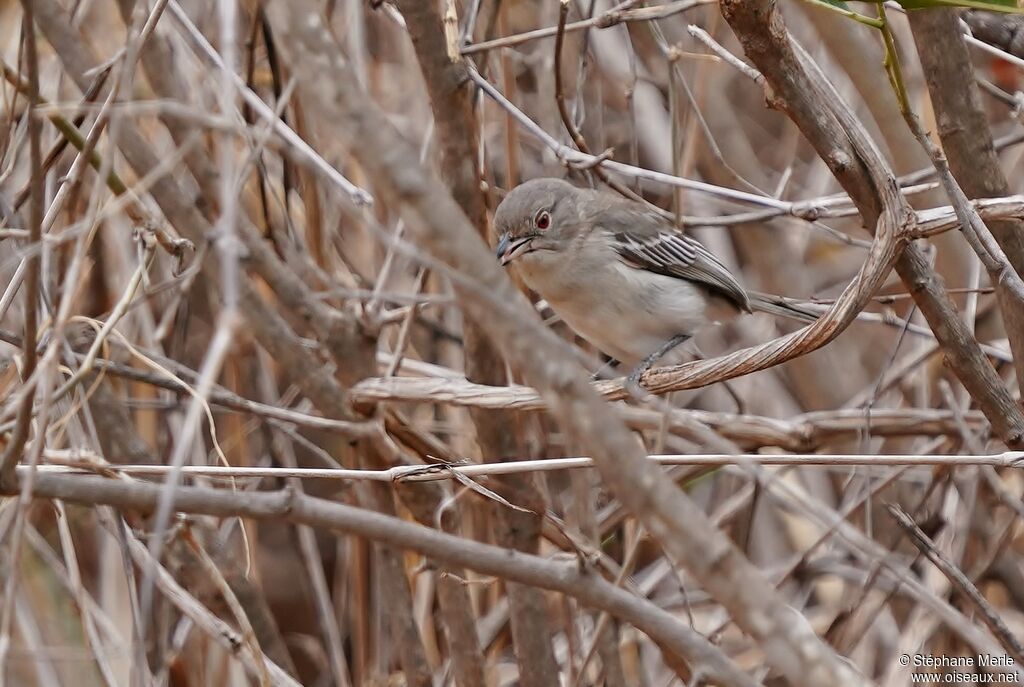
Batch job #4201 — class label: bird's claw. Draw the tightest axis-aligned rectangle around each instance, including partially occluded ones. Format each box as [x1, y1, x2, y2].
[625, 365, 649, 399]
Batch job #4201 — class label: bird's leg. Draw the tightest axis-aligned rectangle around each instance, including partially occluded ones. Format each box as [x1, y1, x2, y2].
[591, 355, 620, 381]
[626, 334, 689, 393]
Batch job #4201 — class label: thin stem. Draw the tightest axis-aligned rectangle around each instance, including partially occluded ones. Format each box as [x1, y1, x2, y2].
[31, 450, 1024, 483]
[876, 2, 910, 114]
[802, 0, 884, 29]
[0, 7, 44, 488]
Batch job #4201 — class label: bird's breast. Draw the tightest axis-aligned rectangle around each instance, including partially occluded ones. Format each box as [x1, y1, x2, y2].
[517, 252, 713, 364]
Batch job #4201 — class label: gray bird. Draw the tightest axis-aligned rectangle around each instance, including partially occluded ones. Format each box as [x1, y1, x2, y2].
[493, 177, 816, 386]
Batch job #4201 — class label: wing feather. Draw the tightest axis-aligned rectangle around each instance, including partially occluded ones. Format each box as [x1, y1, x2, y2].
[611, 229, 751, 312]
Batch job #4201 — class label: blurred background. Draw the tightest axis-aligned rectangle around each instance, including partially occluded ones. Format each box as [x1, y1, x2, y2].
[2, 0, 1024, 685]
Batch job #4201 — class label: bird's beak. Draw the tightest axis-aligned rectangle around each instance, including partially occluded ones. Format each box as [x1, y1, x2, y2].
[496, 232, 534, 266]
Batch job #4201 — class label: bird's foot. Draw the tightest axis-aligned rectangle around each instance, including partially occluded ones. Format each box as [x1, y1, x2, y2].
[625, 364, 650, 398]
[590, 357, 620, 381]
[623, 334, 690, 399]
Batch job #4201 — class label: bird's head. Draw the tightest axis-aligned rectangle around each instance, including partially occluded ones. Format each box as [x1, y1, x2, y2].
[493, 178, 581, 267]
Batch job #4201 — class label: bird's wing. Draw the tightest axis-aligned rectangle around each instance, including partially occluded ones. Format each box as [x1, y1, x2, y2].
[610, 227, 751, 312]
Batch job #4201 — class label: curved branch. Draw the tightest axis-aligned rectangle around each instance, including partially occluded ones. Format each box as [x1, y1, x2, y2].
[263, 2, 867, 684]
[11, 470, 760, 687]
[719, 0, 1024, 447]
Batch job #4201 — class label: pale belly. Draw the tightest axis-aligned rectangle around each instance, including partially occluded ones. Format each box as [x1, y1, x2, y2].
[521, 257, 713, 365]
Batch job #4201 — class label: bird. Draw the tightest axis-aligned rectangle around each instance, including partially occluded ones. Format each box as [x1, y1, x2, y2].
[493, 177, 817, 388]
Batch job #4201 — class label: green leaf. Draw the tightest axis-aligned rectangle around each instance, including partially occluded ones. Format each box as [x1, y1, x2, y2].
[820, 0, 852, 9]
[884, 0, 1024, 12]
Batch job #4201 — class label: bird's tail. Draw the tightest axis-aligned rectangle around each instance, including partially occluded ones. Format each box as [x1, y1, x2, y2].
[747, 293, 950, 351]
[747, 291, 825, 324]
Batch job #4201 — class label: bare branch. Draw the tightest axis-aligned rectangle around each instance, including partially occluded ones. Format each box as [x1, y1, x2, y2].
[720, 0, 1024, 447]
[6, 470, 760, 687]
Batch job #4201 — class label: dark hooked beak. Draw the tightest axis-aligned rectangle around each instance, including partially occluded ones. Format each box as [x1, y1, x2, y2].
[496, 232, 535, 266]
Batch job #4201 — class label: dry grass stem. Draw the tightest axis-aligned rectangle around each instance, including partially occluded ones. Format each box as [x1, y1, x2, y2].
[3, 2, 1024, 685]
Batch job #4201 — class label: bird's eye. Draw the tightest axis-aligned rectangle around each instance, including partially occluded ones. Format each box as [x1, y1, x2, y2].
[535, 210, 551, 231]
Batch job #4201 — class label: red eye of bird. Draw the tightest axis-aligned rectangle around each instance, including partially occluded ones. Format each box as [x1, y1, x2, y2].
[535, 210, 551, 230]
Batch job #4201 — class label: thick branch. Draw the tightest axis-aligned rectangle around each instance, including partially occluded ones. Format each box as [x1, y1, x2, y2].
[31, 4, 431, 681]
[907, 8, 1024, 391]
[8, 470, 758, 687]
[392, 2, 552, 683]
[719, 0, 1024, 447]
[263, 2, 866, 684]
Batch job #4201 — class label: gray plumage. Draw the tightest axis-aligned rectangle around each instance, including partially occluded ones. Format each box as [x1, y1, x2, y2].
[493, 178, 814, 367]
